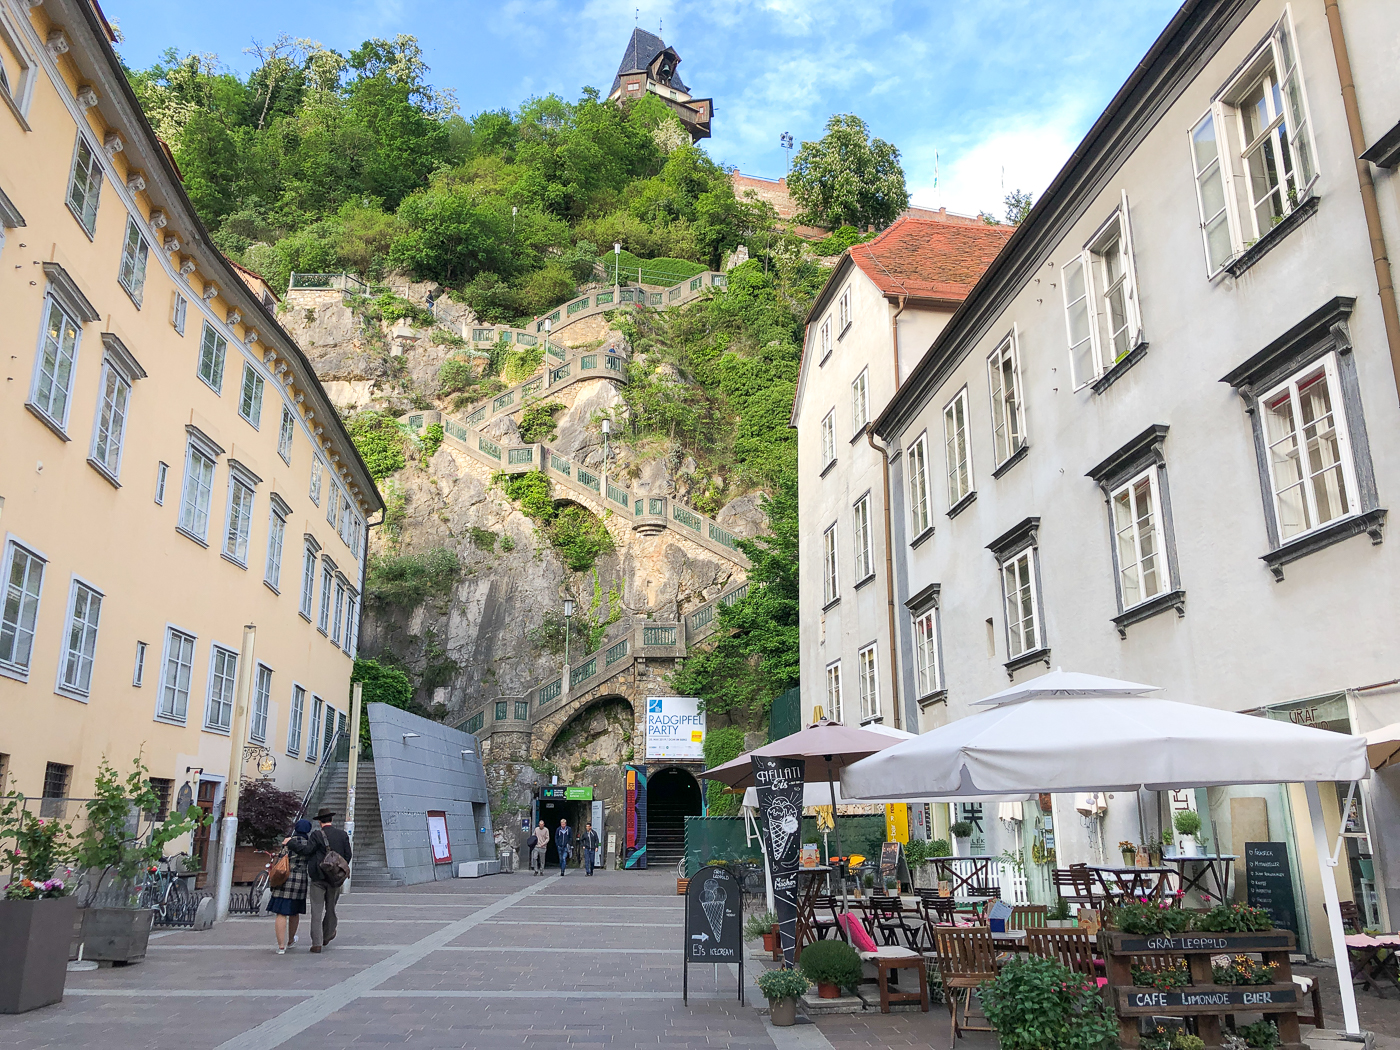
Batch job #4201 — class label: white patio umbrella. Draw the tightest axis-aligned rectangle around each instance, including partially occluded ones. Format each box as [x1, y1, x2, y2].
[840, 670, 1371, 1037]
[1364, 722, 1400, 770]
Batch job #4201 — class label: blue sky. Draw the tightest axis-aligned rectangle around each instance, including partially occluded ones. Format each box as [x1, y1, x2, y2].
[108, 0, 1182, 219]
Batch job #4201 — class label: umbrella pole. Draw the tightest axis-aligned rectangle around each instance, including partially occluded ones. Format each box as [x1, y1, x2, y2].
[1305, 781, 1362, 1036]
[827, 763, 849, 937]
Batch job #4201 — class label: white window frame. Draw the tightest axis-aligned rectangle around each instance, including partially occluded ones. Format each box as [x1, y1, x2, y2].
[133, 640, 147, 687]
[222, 472, 256, 567]
[987, 332, 1027, 467]
[907, 431, 931, 539]
[89, 339, 145, 482]
[824, 660, 843, 723]
[942, 387, 973, 508]
[203, 644, 238, 733]
[250, 664, 272, 745]
[178, 439, 218, 544]
[822, 523, 838, 606]
[853, 493, 874, 582]
[172, 292, 187, 336]
[1062, 196, 1143, 388]
[287, 684, 306, 756]
[327, 480, 340, 527]
[307, 696, 324, 762]
[56, 577, 103, 701]
[238, 362, 264, 429]
[819, 318, 832, 362]
[310, 458, 324, 506]
[318, 559, 335, 634]
[299, 538, 319, 621]
[0, 538, 46, 680]
[820, 409, 836, 470]
[851, 368, 870, 432]
[857, 643, 880, 722]
[838, 287, 851, 333]
[155, 462, 168, 505]
[156, 625, 196, 725]
[1111, 468, 1172, 611]
[118, 215, 149, 307]
[331, 574, 347, 646]
[1260, 353, 1358, 543]
[30, 297, 82, 433]
[277, 406, 295, 464]
[197, 321, 227, 394]
[66, 133, 102, 235]
[1000, 548, 1043, 660]
[344, 591, 360, 656]
[265, 497, 289, 592]
[912, 608, 941, 699]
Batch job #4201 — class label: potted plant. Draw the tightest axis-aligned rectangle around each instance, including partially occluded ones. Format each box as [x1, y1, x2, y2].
[1046, 896, 1073, 927]
[1, 791, 77, 1014]
[1172, 810, 1203, 857]
[74, 757, 205, 964]
[797, 938, 863, 999]
[745, 910, 778, 955]
[950, 821, 974, 855]
[757, 967, 810, 1026]
[1118, 840, 1138, 866]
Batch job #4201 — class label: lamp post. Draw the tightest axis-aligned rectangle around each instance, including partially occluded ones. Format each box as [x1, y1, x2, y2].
[543, 318, 552, 385]
[613, 242, 621, 302]
[214, 623, 257, 922]
[780, 132, 794, 176]
[563, 598, 575, 671]
[601, 418, 611, 466]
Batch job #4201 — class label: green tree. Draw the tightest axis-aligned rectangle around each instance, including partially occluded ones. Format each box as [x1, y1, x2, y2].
[345, 410, 406, 479]
[788, 114, 909, 230]
[1004, 188, 1034, 225]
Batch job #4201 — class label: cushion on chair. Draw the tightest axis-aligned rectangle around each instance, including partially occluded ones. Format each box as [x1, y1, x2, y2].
[859, 946, 920, 962]
[840, 911, 879, 953]
[1292, 975, 1314, 993]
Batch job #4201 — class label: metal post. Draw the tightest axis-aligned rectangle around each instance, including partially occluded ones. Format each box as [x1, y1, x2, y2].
[344, 681, 363, 894]
[562, 598, 574, 703]
[214, 624, 257, 922]
[613, 242, 621, 305]
[1305, 781, 1362, 1037]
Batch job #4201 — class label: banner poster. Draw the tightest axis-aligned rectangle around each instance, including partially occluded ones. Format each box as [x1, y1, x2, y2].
[623, 764, 648, 869]
[752, 754, 805, 967]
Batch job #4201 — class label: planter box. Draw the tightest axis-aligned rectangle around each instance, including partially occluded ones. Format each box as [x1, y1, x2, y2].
[1101, 929, 1295, 955]
[0, 896, 79, 1013]
[1116, 982, 1300, 1016]
[79, 906, 154, 964]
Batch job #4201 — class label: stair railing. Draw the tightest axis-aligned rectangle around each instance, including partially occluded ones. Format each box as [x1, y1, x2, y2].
[297, 729, 349, 821]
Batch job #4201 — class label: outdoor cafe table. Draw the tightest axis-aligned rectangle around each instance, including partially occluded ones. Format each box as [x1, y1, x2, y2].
[1088, 864, 1175, 902]
[1346, 932, 1400, 995]
[1162, 852, 1237, 904]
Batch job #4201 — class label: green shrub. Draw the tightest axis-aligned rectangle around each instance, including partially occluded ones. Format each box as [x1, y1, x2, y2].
[1239, 1021, 1279, 1049]
[500, 535, 516, 552]
[500, 343, 545, 385]
[366, 548, 460, 607]
[928, 838, 951, 857]
[756, 967, 809, 1002]
[809, 225, 869, 256]
[547, 505, 614, 572]
[1048, 897, 1071, 921]
[439, 355, 478, 395]
[744, 910, 777, 941]
[496, 471, 555, 521]
[469, 526, 497, 551]
[797, 939, 863, 992]
[419, 422, 444, 460]
[981, 956, 1119, 1050]
[1193, 902, 1274, 932]
[518, 401, 564, 442]
[1172, 809, 1202, 837]
[949, 821, 973, 838]
[702, 725, 747, 817]
[346, 411, 407, 480]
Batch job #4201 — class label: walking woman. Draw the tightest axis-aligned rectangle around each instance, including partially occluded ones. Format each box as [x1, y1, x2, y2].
[269, 818, 315, 954]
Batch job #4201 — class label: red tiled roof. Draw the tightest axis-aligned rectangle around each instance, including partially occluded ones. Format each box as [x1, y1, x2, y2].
[848, 216, 1015, 304]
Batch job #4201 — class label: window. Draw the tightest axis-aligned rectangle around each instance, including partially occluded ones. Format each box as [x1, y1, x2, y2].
[857, 644, 879, 721]
[155, 462, 168, 504]
[197, 321, 227, 394]
[299, 540, 318, 620]
[307, 696, 324, 762]
[310, 458, 324, 506]
[326, 480, 340, 527]
[158, 628, 195, 723]
[204, 646, 237, 732]
[146, 778, 174, 822]
[1, 541, 45, 677]
[913, 609, 941, 698]
[250, 664, 272, 744]
[238, 363, 264, 428]
[822, 523, 838, 606]
[318, 560, 334, 633]
[838, 288, 851, 332]
[118, 216, 149, 306]
[265, 499, 288, 591]
[278, 406, 295, 463]
[331, 575, 347, 646]
[287, 685, 306, 756]
[89, 360, 132, 480]
[820, 409, 836, 470]
[66, 134, 102, 234]
[907, 432, 931, 538]
[323, 706, 338, 758]
[172, 292, 187, 336]
[345, 591, 360, 656]
[819, 318, 832, 361]
[58, 581, 102, 698]
[1112, 471, 1168, 609]
[943, 388, 973, 508]
[1262, 357, 1356, 542]
[1001, 550, 1042, 659]
[339, 494, 354, 547]
[1190, 11, 1318, 275]
[30, 299, 81, 430]
[223, 475, 255, 566]
[825, 661, 843, 723]
[133, 640, 147, 687]
[988, 335, 1027, 467]
[1063, 200, 1142, 388]
[852, 369, 870, 432]
[40, 763, 71, 818]
[853, 493, 874, 582]
[178, 444, 217, 543]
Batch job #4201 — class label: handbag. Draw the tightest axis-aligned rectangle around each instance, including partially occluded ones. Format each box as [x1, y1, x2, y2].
[526, 835, 538, 849]
[268, 850, 290, 888]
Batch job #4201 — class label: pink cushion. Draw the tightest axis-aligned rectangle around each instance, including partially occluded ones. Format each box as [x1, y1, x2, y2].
[1095, 977, 1108, 988]
[839, 911, 878, 953]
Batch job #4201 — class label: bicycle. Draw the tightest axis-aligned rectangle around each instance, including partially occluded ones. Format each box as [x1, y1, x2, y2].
[247, 849, 277, 913]
[137, 852, 197, 926]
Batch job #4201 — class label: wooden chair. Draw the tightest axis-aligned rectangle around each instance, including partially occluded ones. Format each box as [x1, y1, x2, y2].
[1052, 866, 1100, 908]
[1025, 929, 1101, 982]
[1008, 904, 1048, 930]
[870, 895, 925, 951]
[810, 896, 842, 942]
[1339, 900, 1362, 933]
[932, 927, 999, 1043]
[917, 891, 959, 926]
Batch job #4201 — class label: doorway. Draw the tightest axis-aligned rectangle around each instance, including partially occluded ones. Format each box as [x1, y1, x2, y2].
[191, 779, 221, 889]
[537, 798, 587, 868]
[647, 767, 702, 871]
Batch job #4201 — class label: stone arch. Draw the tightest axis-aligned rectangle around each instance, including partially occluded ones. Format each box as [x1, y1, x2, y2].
[540, 693, 637, 763]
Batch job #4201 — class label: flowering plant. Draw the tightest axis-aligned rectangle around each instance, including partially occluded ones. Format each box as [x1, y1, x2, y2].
[1132, 959, 1190, 989]
[1211, 955, 1278, 985]
[1118, 840, 1138, 852]
[4, 877, 69, 901]
[1109, 897, 1193, 935]
[1, 790, 74, 893]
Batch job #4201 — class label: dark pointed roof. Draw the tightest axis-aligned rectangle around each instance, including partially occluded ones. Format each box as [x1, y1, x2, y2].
[610, 28, 689, 96]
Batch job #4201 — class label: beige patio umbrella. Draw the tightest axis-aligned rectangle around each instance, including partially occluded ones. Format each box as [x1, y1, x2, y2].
[1364, 722, 1400, 769]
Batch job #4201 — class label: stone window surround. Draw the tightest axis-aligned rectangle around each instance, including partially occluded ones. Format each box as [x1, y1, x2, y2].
[904, 582, 947, 708]
[986, 516, 1050, 677]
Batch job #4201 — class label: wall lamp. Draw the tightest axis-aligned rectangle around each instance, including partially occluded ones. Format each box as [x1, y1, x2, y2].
[401, 732, 420, 743]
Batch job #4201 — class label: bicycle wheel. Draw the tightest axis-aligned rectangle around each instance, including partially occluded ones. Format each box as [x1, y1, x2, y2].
[250, 870, 270, 913]
[136, 880, 160, 911]
[167, 882, 196, 925]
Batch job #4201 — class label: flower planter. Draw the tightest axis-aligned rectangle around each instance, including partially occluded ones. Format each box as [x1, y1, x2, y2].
[0, 896, 79, 1013]
[762, 931, 777, 954]
[817, 982, 841, 999]
[768, 996, 797, 1026]
[78, 906, 154, 964]
[1121, 852, 1138, 867]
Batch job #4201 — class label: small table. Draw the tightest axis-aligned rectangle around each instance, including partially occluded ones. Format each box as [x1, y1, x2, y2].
[991, 928, 1028, 951]
[794, 866, 833, 956]
[1162, 853, 1237, 904]
[1088, 864, 1176, 903]
[1346, 933, 1400, 994]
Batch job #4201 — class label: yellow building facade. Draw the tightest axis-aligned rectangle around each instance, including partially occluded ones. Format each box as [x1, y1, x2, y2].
[0, 0, 382, 868]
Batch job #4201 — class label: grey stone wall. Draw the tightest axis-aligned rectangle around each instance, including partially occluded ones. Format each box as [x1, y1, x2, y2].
[367, 703, 493, 885]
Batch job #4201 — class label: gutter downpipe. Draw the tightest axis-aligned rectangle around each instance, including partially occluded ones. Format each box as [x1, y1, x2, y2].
[1323, 0, 1400, 405]
[866, 293, 908, 731]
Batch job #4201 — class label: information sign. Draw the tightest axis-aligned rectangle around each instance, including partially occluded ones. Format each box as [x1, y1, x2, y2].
[426, 811, 451, 864]
[683, 864, 743, 1004]
[1245, 841, 1299, 936]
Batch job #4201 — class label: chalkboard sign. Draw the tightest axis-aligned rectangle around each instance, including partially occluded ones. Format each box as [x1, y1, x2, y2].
[1245, 841, 1298, 936]
[683, 866, 743, 1004]
[880, 841, 902, 880]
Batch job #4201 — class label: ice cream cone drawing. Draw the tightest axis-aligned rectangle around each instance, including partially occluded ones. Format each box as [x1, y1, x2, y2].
[700, 877, 727, 941]
[766, 795, 800, 860]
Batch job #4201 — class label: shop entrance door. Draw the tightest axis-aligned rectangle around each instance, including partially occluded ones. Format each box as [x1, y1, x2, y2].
[192, 779, 220, 889]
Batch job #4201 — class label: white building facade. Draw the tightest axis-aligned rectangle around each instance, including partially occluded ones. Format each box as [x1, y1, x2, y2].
[874, 0, 1400, 957]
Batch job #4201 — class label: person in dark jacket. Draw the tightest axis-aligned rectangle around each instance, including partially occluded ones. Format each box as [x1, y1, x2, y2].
[555, 818, 573, 876]
[306, 807, 353, 953]
[580, 822, 600, 876]
[269, 819, 315, 954]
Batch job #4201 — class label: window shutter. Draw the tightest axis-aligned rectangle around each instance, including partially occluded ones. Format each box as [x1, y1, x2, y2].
[1118, 191, 1144, 348]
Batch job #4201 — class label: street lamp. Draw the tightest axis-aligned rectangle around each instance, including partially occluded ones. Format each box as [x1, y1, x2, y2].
[563, 598, 575, 674]
[601, 418, 611, 466]
[613, 242, 622, 302]
[780, 132, 794, 176]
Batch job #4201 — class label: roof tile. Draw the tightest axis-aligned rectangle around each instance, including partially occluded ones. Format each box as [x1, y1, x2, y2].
[848, 216, 1015, 303]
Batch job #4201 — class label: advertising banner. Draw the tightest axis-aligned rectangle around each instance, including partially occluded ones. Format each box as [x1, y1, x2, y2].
[645, 696, 705, 759]
[752, 754, 805, 967]
[683, 863, 744, 1004]
[624, 764, 648, 868]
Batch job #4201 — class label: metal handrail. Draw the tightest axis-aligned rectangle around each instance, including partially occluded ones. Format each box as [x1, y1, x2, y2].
[297, 729, 349, 821]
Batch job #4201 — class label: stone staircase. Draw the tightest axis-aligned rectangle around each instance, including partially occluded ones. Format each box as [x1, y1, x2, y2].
[313, 763, 403, 889]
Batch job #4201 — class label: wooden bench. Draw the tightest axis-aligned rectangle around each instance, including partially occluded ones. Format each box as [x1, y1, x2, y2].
[858, 945, 930, 1014]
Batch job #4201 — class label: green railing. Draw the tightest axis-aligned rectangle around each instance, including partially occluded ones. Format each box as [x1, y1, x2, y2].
[407, 414, 424, 429]
[596, 291, 613, 305]
[517, 333, 537, 346]
[547, 341, 566, 360]
[522, 377, 543, 396]
[465, 711, 484, 734]
[581, 355, 597, 369]
[643, 626, 677, 647]
[538, 679, 562, 706]
[514, 700, 530, 720]
[495, 701, 508, 720]
[570, 658, 596, 688]
[606, 355, 624, 372]
[708, 523, 738, 548]
[508, 447, 533, 465]
[606, 481, 630, 507]
[690, 276, 703, 291]
[479, 436, 502, 460]
[649, 292, 663, 305]
[673, 505, 702, 531]
[720, 583, 749, 607]
[472, 328, 493, 341]
[690, 605, 714, 631]
[566, 297, 589, 316]
[605, 639, 629, 665]
[464, 405, 487, 425]
[578, 468, 601, 493]
[550, 453, 571, 476]
[493, 391, 514, 412]
[551, 364, 570, 382]
[649, 498, 667, 515]
[446, 420, 468, 440]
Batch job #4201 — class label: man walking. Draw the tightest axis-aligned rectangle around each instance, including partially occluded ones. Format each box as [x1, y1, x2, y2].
[581, 822, 600, 876]
[556, 818, 573, 877]
[530, 820, 549, 876]
[306, 807, 351, 954]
